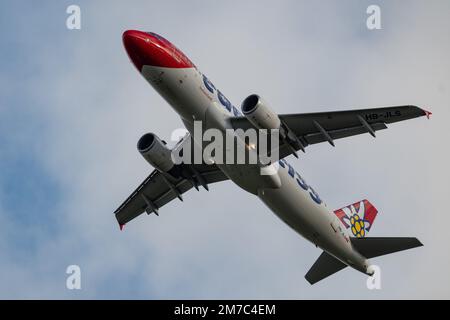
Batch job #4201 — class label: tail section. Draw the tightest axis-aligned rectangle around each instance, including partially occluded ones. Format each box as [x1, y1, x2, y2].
[306, 200, 423, 284]
[305, 237, 423, 285]
[350, 237, 423, 258]
[334, 199, 378, 238]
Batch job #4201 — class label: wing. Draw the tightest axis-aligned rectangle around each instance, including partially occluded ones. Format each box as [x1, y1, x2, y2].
[230, 105, 430, 158]
[114, 163, 228, 227]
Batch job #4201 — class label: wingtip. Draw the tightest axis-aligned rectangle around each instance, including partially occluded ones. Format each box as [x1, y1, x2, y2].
[304, 276, 314, 285]
[423, 108, 432, 119]
[416, 238, 424, 247]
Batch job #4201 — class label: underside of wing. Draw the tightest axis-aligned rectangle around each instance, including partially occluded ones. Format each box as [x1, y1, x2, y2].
[114, 132, 230, 227]
[114, 163, 228, 227]
[230, 105, 430, 158]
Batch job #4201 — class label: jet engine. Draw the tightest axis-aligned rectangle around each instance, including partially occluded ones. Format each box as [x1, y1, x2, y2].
[241, 94, 305, 155]
[241, 94, 281, 130]
[137, 133, 175, 172]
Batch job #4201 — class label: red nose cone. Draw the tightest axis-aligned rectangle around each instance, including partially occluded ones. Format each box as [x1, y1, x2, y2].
[122, 30, 194, 71]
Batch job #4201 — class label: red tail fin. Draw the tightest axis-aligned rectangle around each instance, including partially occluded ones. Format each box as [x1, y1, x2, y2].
[334, 199, 378, 238]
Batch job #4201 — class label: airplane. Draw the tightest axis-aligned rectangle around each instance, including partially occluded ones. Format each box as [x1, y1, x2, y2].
[115, 30, 430, 285]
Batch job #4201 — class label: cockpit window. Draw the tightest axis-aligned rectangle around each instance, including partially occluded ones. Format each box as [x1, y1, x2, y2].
[146, 32, 166, 42]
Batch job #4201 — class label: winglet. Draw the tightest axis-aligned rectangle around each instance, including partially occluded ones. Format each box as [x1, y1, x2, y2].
[119, 223, 125, 231]
[424, 109, 432, 119]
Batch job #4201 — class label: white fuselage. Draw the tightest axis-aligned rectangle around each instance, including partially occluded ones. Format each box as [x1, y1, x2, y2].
[142, 65, 371, 275]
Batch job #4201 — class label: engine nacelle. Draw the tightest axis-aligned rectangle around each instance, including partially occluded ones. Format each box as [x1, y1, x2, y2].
[241, 94, 281, 130]
[137, 133, 175, 172]
[241, 94, 305, 155]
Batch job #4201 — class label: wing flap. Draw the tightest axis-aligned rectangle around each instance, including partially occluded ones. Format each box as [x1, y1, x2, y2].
[303, 123, 387, 145]
[114, 164, 228, 226]
[280, 105, 426, 135]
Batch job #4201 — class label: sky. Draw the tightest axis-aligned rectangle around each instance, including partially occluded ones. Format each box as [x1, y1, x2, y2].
[0, 0, 449, 299]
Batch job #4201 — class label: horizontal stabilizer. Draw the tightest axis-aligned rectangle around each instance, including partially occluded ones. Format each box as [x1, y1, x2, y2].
[351, 237, 423, 258]
[305, 251, 347, 285]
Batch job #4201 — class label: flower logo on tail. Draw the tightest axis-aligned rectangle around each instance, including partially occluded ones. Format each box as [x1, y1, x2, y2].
[333, 199, 378, 238]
